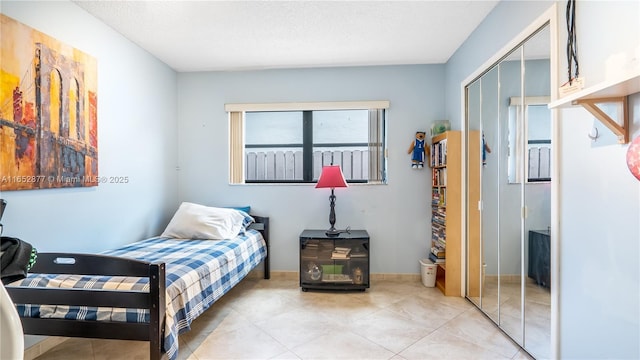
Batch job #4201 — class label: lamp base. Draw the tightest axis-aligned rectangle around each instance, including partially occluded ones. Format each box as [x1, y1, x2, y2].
[325, 189, 341, 237]
[325, 229, 341, 237]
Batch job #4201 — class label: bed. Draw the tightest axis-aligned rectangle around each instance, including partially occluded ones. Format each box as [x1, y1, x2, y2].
[5, 205, 270, 360]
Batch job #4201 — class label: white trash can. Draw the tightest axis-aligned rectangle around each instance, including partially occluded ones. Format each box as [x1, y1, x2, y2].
[419, 259, 437, 287]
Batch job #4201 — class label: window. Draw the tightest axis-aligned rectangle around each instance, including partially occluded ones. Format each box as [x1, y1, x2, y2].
[226, 101, 388, 184]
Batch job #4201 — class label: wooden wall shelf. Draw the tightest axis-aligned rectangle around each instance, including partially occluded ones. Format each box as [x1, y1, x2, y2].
[548, 70, 639, 144]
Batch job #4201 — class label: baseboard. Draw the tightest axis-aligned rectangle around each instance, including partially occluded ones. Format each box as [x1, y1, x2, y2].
[370, 273, 421, 281]
[24, 337, 68, 360]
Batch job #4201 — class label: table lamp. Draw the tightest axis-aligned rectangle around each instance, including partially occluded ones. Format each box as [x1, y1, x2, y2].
[315, 165, 348, 236]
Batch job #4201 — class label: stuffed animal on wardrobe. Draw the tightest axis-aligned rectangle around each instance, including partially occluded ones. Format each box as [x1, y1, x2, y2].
[408, 131, 429, 169]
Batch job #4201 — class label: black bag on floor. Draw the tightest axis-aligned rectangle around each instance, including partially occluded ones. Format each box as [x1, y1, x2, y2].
[1, 236, 37, 285]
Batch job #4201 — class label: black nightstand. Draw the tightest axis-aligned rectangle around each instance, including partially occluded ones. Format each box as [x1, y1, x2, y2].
[299, 229, 370, 292]
[528, 230, 550, 288]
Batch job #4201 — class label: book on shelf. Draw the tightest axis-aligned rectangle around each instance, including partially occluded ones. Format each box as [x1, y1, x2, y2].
[431, 138, 448, 167]
[303, 242, 319, 251]
[432, 168, 448, 186]
[430, 246, 445, 258]
[331, 247, 351, 259]
[432, 237, 446, 247]
[429, 252, 445, 264]
[432, 189, 447, 207]
[322, 273, 352, 282]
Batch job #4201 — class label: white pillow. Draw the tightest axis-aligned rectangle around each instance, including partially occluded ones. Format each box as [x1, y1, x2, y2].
[161, 202, 250, 240]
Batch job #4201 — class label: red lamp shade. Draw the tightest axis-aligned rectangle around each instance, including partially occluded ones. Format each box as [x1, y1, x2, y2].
[316, 165, 348, 189]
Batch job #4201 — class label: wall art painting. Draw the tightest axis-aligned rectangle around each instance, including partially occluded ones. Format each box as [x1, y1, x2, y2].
[1, 14, 98, 191]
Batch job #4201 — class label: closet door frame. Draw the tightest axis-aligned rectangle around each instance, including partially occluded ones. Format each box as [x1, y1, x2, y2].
[459, 4, 559, 359]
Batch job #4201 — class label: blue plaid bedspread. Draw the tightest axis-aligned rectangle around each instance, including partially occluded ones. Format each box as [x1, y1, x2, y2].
[12, 229, 267, 360]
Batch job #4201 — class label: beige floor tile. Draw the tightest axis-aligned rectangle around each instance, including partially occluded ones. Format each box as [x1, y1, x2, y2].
[228, 288, 302, 323]
[289, 331, 395, 359]
[34, 338, 93, 360]
[180, 307, 253, 347]
[301, 292, 384, 323]
[191, 323, 286, 360]
[268, 350, 302, 359]
[349, 280, 427, 307]
[254, 308, 342, 349]
[32, 277, 540, 360]
[91, 339, 149, 360]
[399, 331, 512, 360]
[437, 308, 520, 358]
[349, 308, 436, 353]
[386, 293, 471, 329]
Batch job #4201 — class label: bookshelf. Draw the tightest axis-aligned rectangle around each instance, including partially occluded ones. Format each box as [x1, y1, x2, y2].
[430, 131, 461, 296]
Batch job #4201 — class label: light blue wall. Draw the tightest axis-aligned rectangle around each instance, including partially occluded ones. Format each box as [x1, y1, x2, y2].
[0, 2, 179, 253]
[176, 65, 445, 273]
[555, 1, 639, 358]
[448, 1, 640, 359]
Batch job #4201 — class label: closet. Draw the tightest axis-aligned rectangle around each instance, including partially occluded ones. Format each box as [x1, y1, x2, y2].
[464, 19, 553, 359]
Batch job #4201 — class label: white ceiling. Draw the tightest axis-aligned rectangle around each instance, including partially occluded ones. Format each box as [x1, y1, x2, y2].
[73, 0, 500, 72]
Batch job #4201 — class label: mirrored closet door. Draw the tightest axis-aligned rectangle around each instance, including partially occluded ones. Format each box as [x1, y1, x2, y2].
[465, 23, 551, 359]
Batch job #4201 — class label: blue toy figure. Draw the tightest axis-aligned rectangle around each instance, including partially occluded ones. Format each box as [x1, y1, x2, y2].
[408, 131, 428, 168]
[482, 132, 492, 166]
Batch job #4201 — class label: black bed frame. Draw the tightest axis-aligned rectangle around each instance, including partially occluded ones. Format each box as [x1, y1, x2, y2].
[6, 215, 270, 360]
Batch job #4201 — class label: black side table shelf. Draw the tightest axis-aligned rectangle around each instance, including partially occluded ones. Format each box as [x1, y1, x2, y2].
[299, 229, 370, 292]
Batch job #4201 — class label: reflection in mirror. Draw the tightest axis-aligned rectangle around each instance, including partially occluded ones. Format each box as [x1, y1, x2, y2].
[507, 99, 552, 184]
[498, 45, 524, 346]
[480, 65, 500, 324]
[522, 25, 552, 360]
[464, 21, 552, 360]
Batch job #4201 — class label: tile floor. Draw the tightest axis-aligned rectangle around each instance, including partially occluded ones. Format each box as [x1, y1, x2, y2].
[34, 277, 535, 360]
[468, 277, 551, 360]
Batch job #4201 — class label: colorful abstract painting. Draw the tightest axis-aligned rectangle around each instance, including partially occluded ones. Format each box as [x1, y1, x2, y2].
[1, 14, 98, 191]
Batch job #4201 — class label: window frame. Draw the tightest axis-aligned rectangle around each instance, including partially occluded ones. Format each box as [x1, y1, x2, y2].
[226, 101, 389, 185]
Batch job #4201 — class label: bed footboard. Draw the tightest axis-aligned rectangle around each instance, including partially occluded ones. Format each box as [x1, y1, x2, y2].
[251, 215, 270, 279]
[6, 253, 166, 360]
